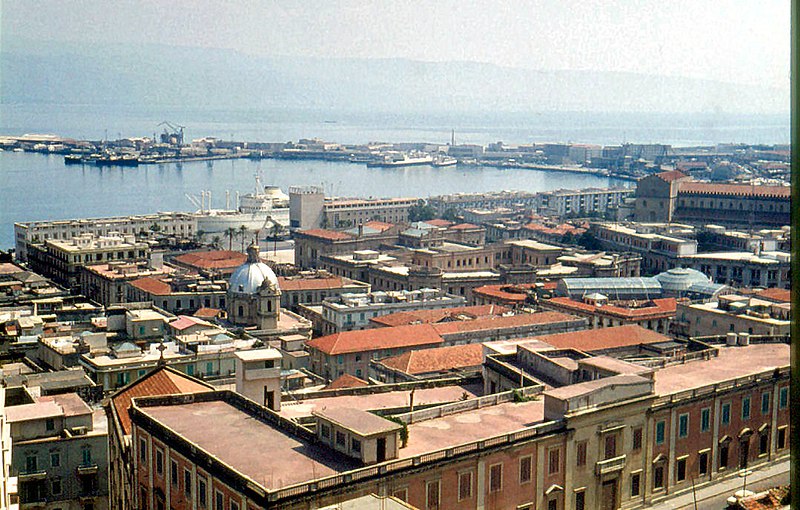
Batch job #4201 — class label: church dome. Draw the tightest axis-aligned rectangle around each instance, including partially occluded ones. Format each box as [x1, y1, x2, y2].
[228, 244, 279, 295]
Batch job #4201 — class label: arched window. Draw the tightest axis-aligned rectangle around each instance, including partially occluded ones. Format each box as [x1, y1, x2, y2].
[267, 300, 272, 312]
[238, 305, 244, 317]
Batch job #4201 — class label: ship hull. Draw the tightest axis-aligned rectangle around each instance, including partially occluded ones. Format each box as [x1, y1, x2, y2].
[195, 209, 290, 234]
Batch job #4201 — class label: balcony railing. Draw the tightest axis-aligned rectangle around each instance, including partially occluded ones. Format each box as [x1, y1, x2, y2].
[596, 454, 626, 476]
[77, 463, 99, 475]
[17, 470, 47, 482]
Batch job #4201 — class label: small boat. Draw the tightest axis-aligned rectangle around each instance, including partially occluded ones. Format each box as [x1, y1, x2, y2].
[64, 154, 84, 164]
[432, 155, 458, 167]
[367, 152, 434, 168]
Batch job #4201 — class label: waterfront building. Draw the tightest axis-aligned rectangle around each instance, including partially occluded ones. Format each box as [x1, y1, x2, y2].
[288, 186, 326, 230]
[534, 187, 634, 218]
[289, 192, 418, 230]
[128, 338, 788, 510]
[14, 212, 196, 263]
[7, 392, 108, 510]
[314, 289, 466, 334]
[427, 190, 539, 215]
[27, 234, 151, 293]
[634, 171, 790, 227]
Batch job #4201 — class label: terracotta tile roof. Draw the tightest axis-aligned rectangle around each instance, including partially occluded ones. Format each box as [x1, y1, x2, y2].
[277, 276, 347, 291]
[431, 311, 579, 335]
[370, 304, 509, 327]
[307, 324, 444, 355]
[754, 288, 791, 303]
[379, 343, 484, 375]
[679, 182, 791, 198]
[535, 325, 671, 352]
[169, 315, 214, 331]
[109, 366, 212, 435]
[449, 223, 480, 230]
[323, 374, 370, 390]
[129, 277, 172, 296]
[472, 284, 537, 303]
[298, 229, 354, 241]
[425, 219, 454, 228]
[173, 250, 247, 269]
[364, 220, 394, 232]
[655, 170, 689, 182]
[193, 307, 222, 319]
[547, 297, 677, 319]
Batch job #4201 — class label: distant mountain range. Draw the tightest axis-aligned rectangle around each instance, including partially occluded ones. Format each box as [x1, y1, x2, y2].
[1, 40, 789, 114]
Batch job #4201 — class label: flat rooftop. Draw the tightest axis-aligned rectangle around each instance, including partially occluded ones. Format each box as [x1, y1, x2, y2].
[653, 343, 788, 396]
[400, 400, 544, 457]
[279, 383, 482, 420]
[141, 399, 358, 490]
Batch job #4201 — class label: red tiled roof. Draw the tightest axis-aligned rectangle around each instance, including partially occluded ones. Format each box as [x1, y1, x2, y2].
[754, 288, 791, 303]
[169, 315, 214, 331]
[431, 311, 579, 336]
[298, 229, 354, 241]
[472, 284, 537, 303]
[129, 277, 172, 296]
[679, 182, 791, 198]
[370, 304, 509, 327]
[425, 219, 454, 228]
[174, 250, 247, 269]
[655, 170, 689, 182]
[449, 223, 480, 230]
[535, 325, 670, 352]
[364, 220, 394, 232]
[277, 276, 346, 291]
[109, 367, 212, 435]
[307, 324, 444, 355]
[193, 307, 222, 319]
[379, 343, 484, 375]
[323, 373, 370, 390]
[547, 297, 677, 319]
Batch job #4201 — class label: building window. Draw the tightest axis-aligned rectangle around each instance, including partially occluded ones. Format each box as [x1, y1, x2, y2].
[230, 502, 239, 510]
[170, 460, 178, 487]
[215, 491, 224, 510]
[351, 438, 361, 454]
[742, 397, 751, 420]
[655, 420, 666, 444]
[155, 448, 163, 475]
[604, 434, 617, 459]
[184, 469, 192, 497]
[50, 452, 60, 468]
[51, 478, 62, 496]
[198, 477, 207, 508]
[777, 427, 787, 449]
[779, 387, 788, 409]
[676, 458, 687, 482]
[576, 441, 587, 466]
[426, 480, 441, 510]
[719, 444, 729, 469]
[631, 472, 641, 497]
[45, 418, 55, 431]
[654, 465, 664, 489]
[548, 448, 560, 475]
[548, 499, 557, 510]
[489, 463, 503, 492]
[139, 438, 147, 463]
[699, 451, 709, 475]
[700, 408, 710, 433]
[721, 403, 731, 425]
[761, 392, 771, 415]
[678, 413, 689, 438]
[575, 490, 586, 510]
[321, 424, 330, 438]
[759, 432, 769, 455]
[519, 455, 532, 484]
[632, 427, 642, 451]
[458, 471, 472, 501]
[392, 487, 408, 502]
[336, 431, 345, 446]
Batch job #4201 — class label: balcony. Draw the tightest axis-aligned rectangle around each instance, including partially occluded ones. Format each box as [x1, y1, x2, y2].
[77, 463, 99, 475]
[596, 454, 626, 476]
[17, 470, 47, 482]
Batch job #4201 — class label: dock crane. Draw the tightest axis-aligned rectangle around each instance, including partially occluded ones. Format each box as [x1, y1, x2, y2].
[157, 121, 186, 146]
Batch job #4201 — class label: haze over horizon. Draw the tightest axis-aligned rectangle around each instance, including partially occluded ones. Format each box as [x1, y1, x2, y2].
[0, 0, 791, 116]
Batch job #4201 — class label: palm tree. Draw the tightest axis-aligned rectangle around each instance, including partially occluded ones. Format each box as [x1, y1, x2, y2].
[196, 229, 206, 246]
[270, 222, 282, 255]
[212, 236, 221, 249]
[225, 227, 236, 251]
[239, 225, 248, 252]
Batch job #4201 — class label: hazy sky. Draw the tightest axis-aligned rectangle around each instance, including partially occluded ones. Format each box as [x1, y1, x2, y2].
[2, 0, 790, 89]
